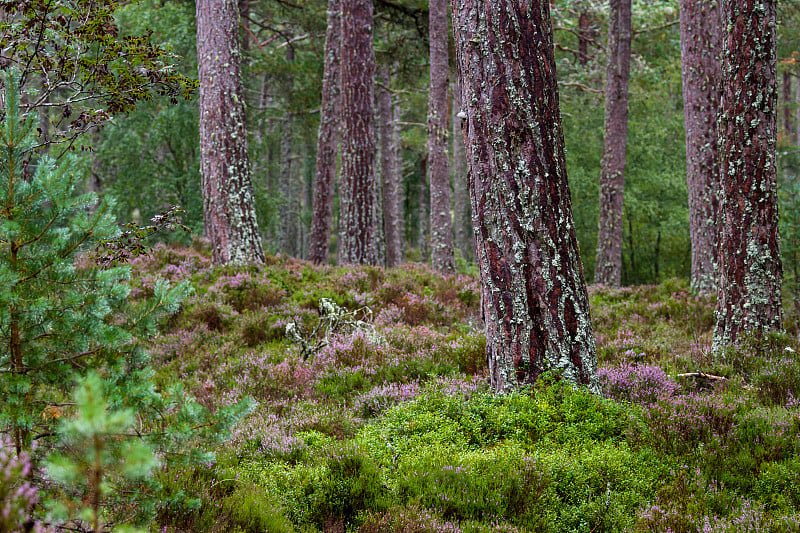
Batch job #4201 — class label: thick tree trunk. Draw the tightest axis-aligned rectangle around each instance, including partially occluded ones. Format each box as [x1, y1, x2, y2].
[451, 0, 599, 393]
[378, 66, 403, 267]
[452, 76, 473, 261]
[338, 0, 378, 265]
[593, 0, 631, 286]
[308, 0, 341, 264]
[428, 0, 454, 274]
[196, 0, 264, 265]
[679, 0, 722, 293]
[713, 0, 782, 354]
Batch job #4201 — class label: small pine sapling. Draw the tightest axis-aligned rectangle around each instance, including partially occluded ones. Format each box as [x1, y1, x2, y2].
[0, 74, 253, 527]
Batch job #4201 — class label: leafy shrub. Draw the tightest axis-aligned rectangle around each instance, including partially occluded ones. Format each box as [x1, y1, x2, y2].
[304, 444, 388, 529]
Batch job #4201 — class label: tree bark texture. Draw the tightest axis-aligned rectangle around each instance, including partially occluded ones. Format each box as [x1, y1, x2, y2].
[593, 0, 631, 286]
[452, 76, 473, 261]
[379, 66, 403, 267]
[428, 0, 455, 274]
[197, 0, 265, 265]
[451, 0, 599, 393]
[713, 0, 782, 354]
[309, 0, 341, 264]
[339, 0, 378, 265]
[679, 0, 722, 293]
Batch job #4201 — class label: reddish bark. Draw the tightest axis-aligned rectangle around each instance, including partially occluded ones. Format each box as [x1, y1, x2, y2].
[378, 65, 403, 268]
[451, 0, 598, 392]
[338, 0, 377, 265]
[196, 0, 264, 265]
[428, 0, 454, 274]
[594, 0, 631, 286]
[679, 0, 722, 293]
[713, 0, 782, 353]
[309, 0, 341, 264]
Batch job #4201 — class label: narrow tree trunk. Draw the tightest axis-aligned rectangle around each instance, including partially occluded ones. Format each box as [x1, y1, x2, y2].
[451, 0, 599, 393]
[452, 76, 473, 261]
[196, 0, 264, 265]
[418, 154, 430, 259]
[577, 11, 596, 66]
[594, 0, 631, 286]
[784, 71, 795, 141]
[428, 0, 454, 274]
[339, 0, 377, 265]
[280, 111, 301, 256]
[393, 96, 405, 257]
[713, 0, 782, 354]
[308, 0, 341, 264]
[679, 0, 722, 293]
[378, 65, 402, 267]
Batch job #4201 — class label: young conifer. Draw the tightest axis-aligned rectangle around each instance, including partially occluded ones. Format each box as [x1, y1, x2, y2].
[0, 76, 251, 527]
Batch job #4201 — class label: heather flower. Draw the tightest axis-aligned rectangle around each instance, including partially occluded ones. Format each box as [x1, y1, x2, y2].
[598, 362, 680, 406]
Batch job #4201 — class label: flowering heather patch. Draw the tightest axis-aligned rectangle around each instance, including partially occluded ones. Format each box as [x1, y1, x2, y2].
[641, 392, 745, 454]
[355, 381, 422, 417]
[0, 439, 53, 533]
[598, 362, 680, 405]
[358, 505, 464, 533]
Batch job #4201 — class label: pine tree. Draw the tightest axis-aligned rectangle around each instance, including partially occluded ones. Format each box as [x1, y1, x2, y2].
[451, 0, 598, 392]
[0, 77, 249, 526]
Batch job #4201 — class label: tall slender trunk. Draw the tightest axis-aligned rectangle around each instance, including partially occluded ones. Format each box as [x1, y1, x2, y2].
[280, 113, 301, 256]
[308, 0, 341, 264]
[679, 0, 722, 293]
[452, 76, 472, 261]
[428, 0, 454, 274]
[784, 71, 795, 141]
[197, 0, 264, 265]
[393, 95, 405, 257]
[339, 0, 378, 265]
[593, 0, 631, 286]
[451, 0, 598, 392]
[379, 65, 402, 267]
[713, 0, 782, 354]
[577, 11, 596, 66]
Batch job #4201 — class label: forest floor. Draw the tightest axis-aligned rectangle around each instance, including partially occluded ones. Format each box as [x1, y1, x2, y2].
[136, 243, 800, 533]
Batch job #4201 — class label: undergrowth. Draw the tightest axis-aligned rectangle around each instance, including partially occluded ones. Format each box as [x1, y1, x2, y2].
[118, 246, 800, 532]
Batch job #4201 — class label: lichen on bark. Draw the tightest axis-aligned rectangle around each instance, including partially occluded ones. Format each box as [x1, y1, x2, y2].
[713, 0, 782, 354]
[451, 0, 599, 393]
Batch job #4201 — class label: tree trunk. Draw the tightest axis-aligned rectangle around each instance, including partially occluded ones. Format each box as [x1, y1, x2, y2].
[378, 65, 403, 267]
[593, 0, 631, 286]
[451, 0, 599, 393]
[784, 71, 795, 141]
[338, 0, 378, 265]
[280, 111, 301, 256]
[196, 0, 264, 265]
[452, 76, 473, 261]
[713, 0, 782, 354]
[309, 0, 341, 264]
[428, 0, 454, 274]
[577, 11, 596, 66]
[393, 95, 406, 257]
[679, 0, 722, 293]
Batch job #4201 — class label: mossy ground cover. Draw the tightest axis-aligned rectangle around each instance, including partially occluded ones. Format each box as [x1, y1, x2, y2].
[135, 244, 800, 532]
